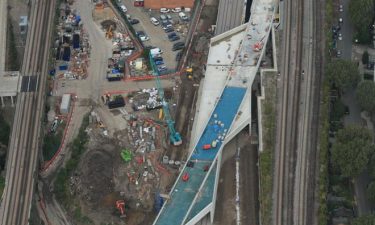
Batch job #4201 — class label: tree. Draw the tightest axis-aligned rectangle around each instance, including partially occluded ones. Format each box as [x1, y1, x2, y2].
[367, 181, 375, 202]
[352, 214, 375, 225]
[326, 59, 360, 91]
[349, 0, 375, 44]
[362, 51, 370, 65]
[349, 0, 375, 30]
[331, 125, 375, 177]
[356, 81, 375, 113]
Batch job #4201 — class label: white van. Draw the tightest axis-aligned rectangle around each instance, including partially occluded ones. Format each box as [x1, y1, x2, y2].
[178, 12, 188, 21]
[150, 17, 159, 26]
[120, 5, 127, 13]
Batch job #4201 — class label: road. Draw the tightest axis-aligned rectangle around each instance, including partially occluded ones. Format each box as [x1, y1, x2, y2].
[0, 0, 56, 224]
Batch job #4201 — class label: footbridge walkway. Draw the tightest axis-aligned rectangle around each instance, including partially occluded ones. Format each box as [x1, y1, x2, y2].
[153, 0, 276, 225]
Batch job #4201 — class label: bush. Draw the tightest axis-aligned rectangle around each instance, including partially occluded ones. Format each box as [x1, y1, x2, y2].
[362, 51, 370, 65]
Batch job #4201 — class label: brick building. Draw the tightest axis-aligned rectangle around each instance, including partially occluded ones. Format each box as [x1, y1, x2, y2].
[144, 0, 194, 9]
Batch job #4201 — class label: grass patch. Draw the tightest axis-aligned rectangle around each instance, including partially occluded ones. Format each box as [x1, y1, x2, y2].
[54, 114, 89, 207]
[0, 176, 5, 197]
[259, 72, 277, 225]
[317, 0, 333, 224]
[42, 122, 65, 161]
[6, 16, 20, 71]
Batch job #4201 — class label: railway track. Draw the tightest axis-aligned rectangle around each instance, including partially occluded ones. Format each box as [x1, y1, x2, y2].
[0, 0, 56, 224]
[273, 0, 304, 224]
[274, 0, 325, 224]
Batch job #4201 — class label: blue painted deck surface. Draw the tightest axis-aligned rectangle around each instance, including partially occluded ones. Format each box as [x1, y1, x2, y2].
[154, 87, 246, 225]
[186, 162, 217, 222]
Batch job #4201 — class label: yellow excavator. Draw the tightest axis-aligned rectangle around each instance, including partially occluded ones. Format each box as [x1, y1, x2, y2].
[106, 25, 113, 39]
[185, 67, 193, 80]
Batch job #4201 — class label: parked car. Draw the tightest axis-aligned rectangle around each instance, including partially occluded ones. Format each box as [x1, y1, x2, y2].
[175, 51, 182, 61]
[160, 8, 170, 13]
[339, 4, 343, 12]
[168, 32, 177, 38]
[153, 56, 163, 62]
[338, 33, 342, 41]
[155, 60, 164, 65]
[178, 12, 189, 21]
[166, 14, 172, 20]
[160, 14, 167, 21]
[150, 17, 159, 26]
[120, 5, 127, 13]
[173, 41, 185, 47]
[140, 36, 150, 41]
[130, 19, 139, 25]
[157, 65, 167, 72]
[164, 27, 174, 33]
[336, 50, 342, 57]
[172, 45, 184, 51]
[169, 35, 180, 41]
[136, 31, 150, 41]
[172, 7, 181, 13]
[162, 24, 173, 30]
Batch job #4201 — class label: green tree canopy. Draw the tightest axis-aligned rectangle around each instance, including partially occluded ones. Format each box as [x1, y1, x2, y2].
[331, 125, 375, 177]
[349, 0, 375, 29]
[357, 81, 375, 113]
[349, 0, 375, 44]
[362, 51, 370, 65]
[367, 181, 375, 202]
[352, 214, 375, 225]
[326, 59, 360, 90]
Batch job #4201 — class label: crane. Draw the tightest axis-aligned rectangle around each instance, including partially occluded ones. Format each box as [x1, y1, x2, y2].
[149, 52, 182, 146]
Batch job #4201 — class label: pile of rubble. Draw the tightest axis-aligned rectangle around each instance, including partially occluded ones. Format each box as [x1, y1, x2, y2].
[54, 4, 91, 80]
[105, 18, 138, 81]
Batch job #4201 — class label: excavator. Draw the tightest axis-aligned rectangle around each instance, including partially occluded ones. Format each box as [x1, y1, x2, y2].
[106, 25, 113, 39]
[116, 200, 126, 218]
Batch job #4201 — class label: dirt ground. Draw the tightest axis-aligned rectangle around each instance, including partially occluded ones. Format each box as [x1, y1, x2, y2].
[65, 104, 179, 225]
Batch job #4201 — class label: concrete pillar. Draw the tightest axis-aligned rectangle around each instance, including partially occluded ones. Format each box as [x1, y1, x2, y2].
[1, 96, 4, 107]
[10, 96, 14, 106]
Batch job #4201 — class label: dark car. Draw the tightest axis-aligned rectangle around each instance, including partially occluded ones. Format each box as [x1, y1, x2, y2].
[172, 45, 184, 51]
[164, 27, 174, 33]
[130, 19, 139, 25]
[153, 56, 163, 62]
[136, 31, 146, 37]
[173, 41, 184, 47]
[175, 51, 182, 61]
[169, 35, 180, 41]
[155, 60, 164, 65]
[168, 32, 177, 39]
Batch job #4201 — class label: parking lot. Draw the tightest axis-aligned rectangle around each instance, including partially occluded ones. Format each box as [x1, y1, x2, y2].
[118, 0, 191, 71]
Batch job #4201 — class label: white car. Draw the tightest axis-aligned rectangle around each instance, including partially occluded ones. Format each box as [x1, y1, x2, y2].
[339, 4, 343, 12]
[140, 36, 150, 42]
[172, 7, 181, 13]
[120, 5, 127, 13]
[160, 8, 170, 13]
[338, 33, 342, 40]
[150, 17, 159, 26]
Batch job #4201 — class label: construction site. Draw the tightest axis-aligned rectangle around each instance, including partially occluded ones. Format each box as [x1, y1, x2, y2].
[36, 0, 209, 224]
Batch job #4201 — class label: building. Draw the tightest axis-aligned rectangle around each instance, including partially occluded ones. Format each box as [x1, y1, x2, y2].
[144, 0, 194, 9]
[60, 94, 71, 114]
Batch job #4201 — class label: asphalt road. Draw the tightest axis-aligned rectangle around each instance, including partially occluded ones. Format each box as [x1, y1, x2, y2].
[336, 0, 354, 59]
[0, 0, 55, 224]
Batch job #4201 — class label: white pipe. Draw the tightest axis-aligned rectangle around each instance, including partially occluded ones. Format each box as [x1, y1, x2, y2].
[236, 147, 241, 225]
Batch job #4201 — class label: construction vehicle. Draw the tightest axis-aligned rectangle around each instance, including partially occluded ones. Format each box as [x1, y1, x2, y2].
[106, 25, 113, 39]
[185, 67, 193, 80]
[149, 53, 182, 146]
[116, 200, 126, 218]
